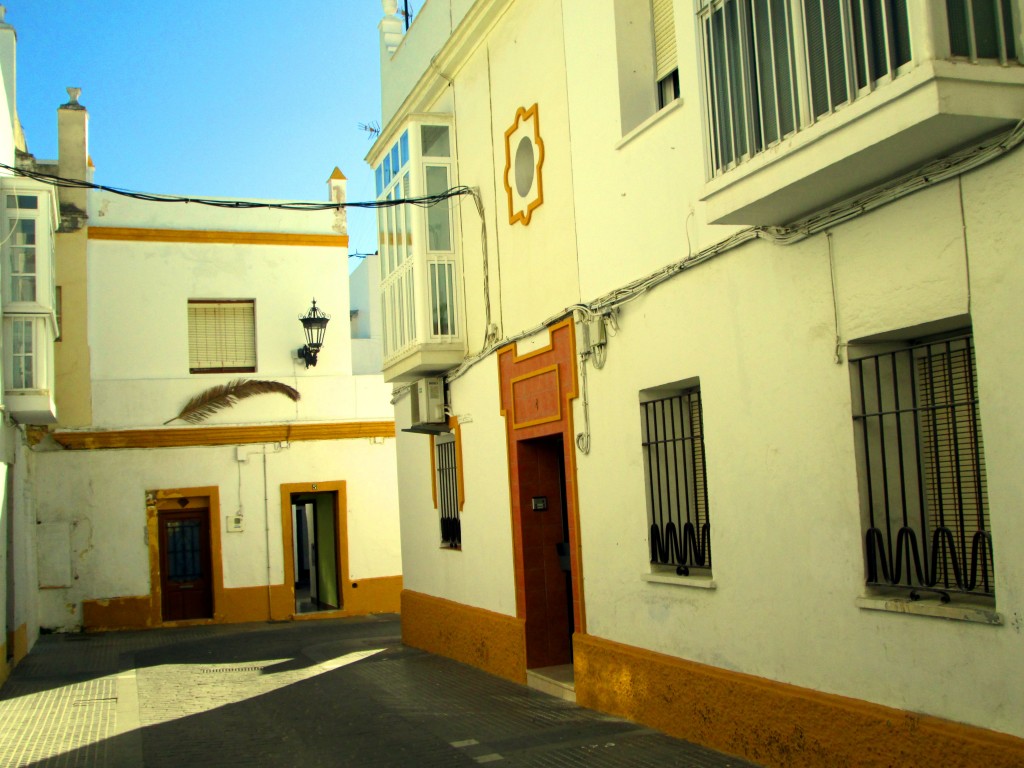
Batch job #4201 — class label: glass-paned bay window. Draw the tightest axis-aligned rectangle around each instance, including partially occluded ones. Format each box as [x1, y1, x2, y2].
[372, 116, 465, 376]
[1, 184, 58, 422]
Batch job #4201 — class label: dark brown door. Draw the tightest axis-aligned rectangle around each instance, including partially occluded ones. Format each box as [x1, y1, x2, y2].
[518, 435, 573, 669]
[159, 509, 213, 621]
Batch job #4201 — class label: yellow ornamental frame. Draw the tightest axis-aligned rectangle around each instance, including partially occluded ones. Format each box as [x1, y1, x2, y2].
[503, 104, 545, 226]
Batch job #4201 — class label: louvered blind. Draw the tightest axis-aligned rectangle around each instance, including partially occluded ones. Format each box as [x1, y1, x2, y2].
[188, 300, 256, 372]
[653, 0, 678, 80]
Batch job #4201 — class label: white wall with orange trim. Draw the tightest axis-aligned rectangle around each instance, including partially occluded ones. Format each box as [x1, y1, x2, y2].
[31, 436, 401, 630]
[375, 0, 1024, 745]
[394, 356, 518, 617]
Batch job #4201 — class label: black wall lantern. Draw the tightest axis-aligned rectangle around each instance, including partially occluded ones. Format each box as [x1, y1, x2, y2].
[298, 299, 330, 368]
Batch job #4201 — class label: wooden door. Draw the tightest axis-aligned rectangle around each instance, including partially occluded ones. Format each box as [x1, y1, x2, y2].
[159, 509, 213, 621]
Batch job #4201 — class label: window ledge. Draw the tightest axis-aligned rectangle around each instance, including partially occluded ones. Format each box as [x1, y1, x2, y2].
[616, 98, 683, 152]
[855, 595, 1001, 625]
[641, 572, 716, 590]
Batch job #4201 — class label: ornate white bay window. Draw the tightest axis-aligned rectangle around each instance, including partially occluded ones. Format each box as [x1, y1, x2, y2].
[372, 116, 465, 382]
[1, 180, 58, 423]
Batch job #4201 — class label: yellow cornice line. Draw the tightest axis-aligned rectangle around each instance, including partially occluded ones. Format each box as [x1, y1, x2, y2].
[52, 421, 395, 450]
[88, 227, 349, 248]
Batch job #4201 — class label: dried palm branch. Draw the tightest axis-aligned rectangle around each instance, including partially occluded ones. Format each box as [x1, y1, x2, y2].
[164, 379, 300, 425]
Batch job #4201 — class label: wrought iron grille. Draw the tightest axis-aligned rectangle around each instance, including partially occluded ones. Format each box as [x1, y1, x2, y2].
[850, 333, 993, 598]
[642, 388, 711, 573]
[435, 433, 461, 548]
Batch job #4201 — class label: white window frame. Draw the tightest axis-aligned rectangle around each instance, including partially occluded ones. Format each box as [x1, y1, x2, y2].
[696, 0, 916, 179]
[373, 116, 465, 369]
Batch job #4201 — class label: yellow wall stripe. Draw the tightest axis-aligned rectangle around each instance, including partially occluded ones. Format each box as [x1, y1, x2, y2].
[52, 421, 395, 450]
[88, 226, 349, 248]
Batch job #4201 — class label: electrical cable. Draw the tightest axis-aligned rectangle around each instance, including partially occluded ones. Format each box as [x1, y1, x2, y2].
[0, 160, 475, 211]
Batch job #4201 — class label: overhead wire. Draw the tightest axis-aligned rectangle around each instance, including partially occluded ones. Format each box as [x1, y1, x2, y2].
[0, 160, 475, 212]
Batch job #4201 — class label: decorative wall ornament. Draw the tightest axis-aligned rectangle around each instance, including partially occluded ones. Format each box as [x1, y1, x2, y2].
[503, 104, 545, 226]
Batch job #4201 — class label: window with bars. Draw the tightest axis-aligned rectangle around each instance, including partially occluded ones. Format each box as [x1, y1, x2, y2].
[849, 332, 993, 599]
[641, 385, 711, 574]
[433, 431, 462, 549]
[187, 300, 256, 373]
[698, 0, 912, 177]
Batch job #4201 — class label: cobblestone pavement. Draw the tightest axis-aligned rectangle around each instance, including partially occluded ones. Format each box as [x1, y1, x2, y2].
[0, 616, 760, 767]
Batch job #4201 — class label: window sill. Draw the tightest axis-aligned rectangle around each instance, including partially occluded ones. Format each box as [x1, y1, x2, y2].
[641, 571, 716, 590]
[855, 595, 1001, 625]
[615, 98, 683, 152]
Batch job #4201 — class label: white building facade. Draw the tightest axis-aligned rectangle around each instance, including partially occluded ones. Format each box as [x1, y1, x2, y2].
[21, 95, 402, 634]
[370, 1, 1024, 765]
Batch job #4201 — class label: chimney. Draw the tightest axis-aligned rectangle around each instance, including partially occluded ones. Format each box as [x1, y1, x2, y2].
[328, 167, 347, 235]
[58, 86, 89, 218]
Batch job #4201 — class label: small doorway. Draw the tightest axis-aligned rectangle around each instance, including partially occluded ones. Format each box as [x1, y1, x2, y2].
[158, 505, 213, 622]
[291, 491, 341, 613]
[517, 434, 574, 669]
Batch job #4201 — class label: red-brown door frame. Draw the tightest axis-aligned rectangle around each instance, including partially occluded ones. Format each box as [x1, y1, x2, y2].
[498, 318, 586, 666]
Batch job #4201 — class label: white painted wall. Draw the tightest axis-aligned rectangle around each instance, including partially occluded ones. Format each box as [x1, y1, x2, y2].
[32, 436, 401, 630]
[378, 0, 1024, 741]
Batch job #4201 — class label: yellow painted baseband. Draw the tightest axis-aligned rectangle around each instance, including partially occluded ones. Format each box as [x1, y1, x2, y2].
[574, 633, 1024, 768]
[400, 590, 526, 683]
[51, 421, 395, 451]
[0, 644, 7, 689]
[82, 579, 402, 631]
[8, 624, 28, 665]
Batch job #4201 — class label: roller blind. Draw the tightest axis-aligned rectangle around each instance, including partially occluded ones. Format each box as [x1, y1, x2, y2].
[188, 300, 256, 372]
[653, 0, 678, 80]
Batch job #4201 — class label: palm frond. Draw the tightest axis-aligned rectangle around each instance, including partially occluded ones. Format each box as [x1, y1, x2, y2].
[164, 379, 300, 425]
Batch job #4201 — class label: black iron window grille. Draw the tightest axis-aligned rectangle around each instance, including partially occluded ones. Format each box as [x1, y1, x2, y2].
[435, 432, 461, 549]
[850, 332, 993, 599]
[642, 387, 711, 574]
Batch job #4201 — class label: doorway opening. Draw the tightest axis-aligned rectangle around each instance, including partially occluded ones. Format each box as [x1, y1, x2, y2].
[517, 433, 574, 669]
[157, 497, 214, 622]
[290, 491, 342, 614]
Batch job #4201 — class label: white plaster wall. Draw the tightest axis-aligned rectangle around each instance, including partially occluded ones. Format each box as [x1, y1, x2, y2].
[395, 358, 517, 616]
[83, 191, 382, 428]
[31, 436, 401, 630]
[379, 0, 1024, 741]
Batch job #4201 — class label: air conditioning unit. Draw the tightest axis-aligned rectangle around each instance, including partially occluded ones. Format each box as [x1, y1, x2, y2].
[405, 377, 448, 434]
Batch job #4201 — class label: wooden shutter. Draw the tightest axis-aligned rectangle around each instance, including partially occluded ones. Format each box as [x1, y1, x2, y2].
[188, 300, 256, 372]
[653, 0, 678, 80]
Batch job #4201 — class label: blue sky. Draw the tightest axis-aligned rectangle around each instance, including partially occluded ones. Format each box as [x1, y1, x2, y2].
[8, 1, 386, 256]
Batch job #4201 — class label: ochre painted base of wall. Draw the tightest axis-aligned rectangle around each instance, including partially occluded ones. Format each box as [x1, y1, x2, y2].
[8, 624, 28, 664]
[401, 590, 526, 683]
[574, 633, 1024, 768]
[82, 578, 403, 632]
[0, 641, 7, 688]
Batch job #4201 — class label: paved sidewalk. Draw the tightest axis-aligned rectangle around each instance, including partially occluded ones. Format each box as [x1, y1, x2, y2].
[0, 616, 759, 767]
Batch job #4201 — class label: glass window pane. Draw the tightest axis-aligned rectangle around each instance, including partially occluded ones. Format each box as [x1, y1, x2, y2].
[375, 164, 383, 196]
[421, 125, 451, 157]
[6, 195, 37, 209]
[425, 166, 451, 251]
[391, 143, 400, 176]
[400, 130, 409, 167]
